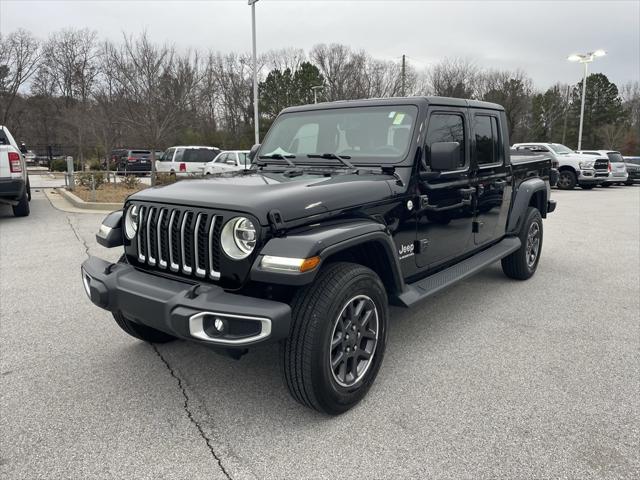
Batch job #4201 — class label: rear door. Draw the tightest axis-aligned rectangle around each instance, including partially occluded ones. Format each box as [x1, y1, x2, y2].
[471, 110, 510, 245]
[415, 108, 474, 269]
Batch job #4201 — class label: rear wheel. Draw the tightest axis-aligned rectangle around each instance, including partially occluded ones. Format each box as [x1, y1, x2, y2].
[502, 207, 542, 280]
[557, 170, 577, 190]
[281, 262, 388, 414]
[12, 189, 30, 217]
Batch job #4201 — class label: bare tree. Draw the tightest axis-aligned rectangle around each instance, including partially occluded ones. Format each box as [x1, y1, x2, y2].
[310, 44, 368, 101]
[0, 29, 41, 123]
[424, 58, 478, 98]
[109, 33, 201, 184]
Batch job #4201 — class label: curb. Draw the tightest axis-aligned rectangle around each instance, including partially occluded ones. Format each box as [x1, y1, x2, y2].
[57, 188, 123, 211]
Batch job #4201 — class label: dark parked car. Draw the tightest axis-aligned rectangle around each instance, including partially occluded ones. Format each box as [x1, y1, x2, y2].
[83, 97, 555, 414]
[115, 149, 154, 175]
[623, 156, 640, 185]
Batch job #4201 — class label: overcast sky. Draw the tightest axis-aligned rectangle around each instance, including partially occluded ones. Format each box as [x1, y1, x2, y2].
[1, 0, 638, 90]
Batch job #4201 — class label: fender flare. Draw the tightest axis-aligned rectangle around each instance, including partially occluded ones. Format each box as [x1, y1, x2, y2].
[507, 178, 548, 234]
[250, 220, 405, 292]
[96, 210, 124, 248]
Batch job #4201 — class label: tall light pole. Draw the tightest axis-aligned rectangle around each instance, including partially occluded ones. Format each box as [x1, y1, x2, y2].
[311, 85, 324, 104]
[249, 0, 260, 145]
[568, 49, 606, 150]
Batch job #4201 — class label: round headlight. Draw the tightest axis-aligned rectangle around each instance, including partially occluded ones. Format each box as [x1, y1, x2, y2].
[124, 205, 139, 240]
[221, 217, 256, 260]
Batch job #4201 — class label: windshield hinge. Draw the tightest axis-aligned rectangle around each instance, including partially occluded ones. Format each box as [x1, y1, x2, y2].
[381, 166, 404, 187]
[268, 209, 286, 235]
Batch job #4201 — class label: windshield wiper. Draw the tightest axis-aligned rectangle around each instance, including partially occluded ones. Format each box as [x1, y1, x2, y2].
[307, 153, 354, 169]
[258, 153, 297, 167]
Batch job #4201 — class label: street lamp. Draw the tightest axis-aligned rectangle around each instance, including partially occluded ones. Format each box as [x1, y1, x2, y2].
[568, 49, 606, 150]
[249, 0, 260, 145]
[311, 85, 324, 104]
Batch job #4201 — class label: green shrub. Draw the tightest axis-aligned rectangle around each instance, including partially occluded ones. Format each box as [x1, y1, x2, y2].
[50, 159, 68, 172]
[75, 172, 106, 189]
[87, 159, 101, 171]
[121, 175, 141, 189]
[155, 172, 178, 186]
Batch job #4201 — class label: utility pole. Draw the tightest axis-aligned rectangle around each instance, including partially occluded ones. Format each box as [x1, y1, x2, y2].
[249, 0, 260, 145]
[401, 54, 406, 97]
[561, 84, 570, 145]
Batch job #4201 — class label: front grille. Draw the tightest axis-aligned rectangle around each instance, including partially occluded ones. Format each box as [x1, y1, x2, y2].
[136, 205, 222, 281]
[594, 159, 609, 171]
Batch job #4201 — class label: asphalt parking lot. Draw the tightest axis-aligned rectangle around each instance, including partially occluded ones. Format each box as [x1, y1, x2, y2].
[1, 186, 638, 480]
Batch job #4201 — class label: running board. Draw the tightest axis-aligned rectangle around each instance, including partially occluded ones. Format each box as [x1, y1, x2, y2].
[395, 237, 521, 308]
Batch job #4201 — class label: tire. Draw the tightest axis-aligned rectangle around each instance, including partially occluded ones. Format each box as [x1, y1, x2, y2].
[502, 207, 542, 280]
[111, 254, 176, 343]
[556, 170, 577, 190]
[26, 178, 31, 201]
[12, 189, 30, 217]
[580, 184, 595, 190]
[112, 312, 176, 343]
[281, 262, 388, 415]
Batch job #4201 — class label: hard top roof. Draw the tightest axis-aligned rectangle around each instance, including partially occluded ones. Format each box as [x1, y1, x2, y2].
[281, 96, 504, 114]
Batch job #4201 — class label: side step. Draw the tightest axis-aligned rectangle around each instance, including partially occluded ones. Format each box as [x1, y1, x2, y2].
[395, 236, 521, 308]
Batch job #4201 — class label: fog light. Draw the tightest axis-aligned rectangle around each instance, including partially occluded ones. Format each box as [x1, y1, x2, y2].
[82, 270, 92, 298]
[214, 318, 226, 333]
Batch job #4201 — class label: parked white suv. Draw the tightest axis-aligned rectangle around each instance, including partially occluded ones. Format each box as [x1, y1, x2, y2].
[512, 142, 608, 190]
[203, 150, 251, 175]
[156, 146, 221, 176]
[576, 150, 628, 187]
[0, 125, 30, 217]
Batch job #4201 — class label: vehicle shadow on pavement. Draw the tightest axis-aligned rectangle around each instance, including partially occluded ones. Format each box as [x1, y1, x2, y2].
[116, 265, 511, 425]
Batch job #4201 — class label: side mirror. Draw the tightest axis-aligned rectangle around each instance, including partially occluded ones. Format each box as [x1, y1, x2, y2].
[19, 144, 28, 154]
[248, 143, 260, 162]
[430, 142, 460, 171]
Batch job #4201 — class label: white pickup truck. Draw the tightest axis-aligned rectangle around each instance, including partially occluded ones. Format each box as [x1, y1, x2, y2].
[512, 142, 609, 190]
[0, 125, 31, 217]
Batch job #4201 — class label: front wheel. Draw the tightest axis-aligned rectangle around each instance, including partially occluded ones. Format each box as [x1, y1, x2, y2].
[281, 262, 388, 415]
[112, 312, 176, 343]
[502, 207, 542, 280]
[557, 170, 577, 190]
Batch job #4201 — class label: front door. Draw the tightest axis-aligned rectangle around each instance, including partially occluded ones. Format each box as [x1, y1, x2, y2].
[415, 109, 474, 269]
[471, 111, 510, 245]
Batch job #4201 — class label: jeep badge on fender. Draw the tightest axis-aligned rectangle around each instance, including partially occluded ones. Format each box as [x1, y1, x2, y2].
[82, 96, 556, 415]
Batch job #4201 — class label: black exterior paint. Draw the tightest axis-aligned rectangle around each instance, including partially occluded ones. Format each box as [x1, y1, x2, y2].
[86, 96, 554, 345]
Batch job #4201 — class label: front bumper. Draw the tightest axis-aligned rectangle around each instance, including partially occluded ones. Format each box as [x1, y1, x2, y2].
[81, 256, 291, 347]
[578, 169, 606, 184]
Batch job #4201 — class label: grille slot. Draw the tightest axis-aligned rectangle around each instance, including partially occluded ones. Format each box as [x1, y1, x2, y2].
[135, 205, 225, 281]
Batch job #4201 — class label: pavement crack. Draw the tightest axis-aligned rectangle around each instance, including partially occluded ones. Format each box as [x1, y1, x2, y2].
[66, 215, 90, 257]
[151, 344, 233, 480]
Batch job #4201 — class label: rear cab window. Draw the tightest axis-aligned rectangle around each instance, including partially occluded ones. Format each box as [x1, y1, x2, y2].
[474, 115, 503, 167]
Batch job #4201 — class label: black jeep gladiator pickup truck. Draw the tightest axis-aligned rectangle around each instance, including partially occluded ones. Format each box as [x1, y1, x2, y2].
[82, 97, 556, 414]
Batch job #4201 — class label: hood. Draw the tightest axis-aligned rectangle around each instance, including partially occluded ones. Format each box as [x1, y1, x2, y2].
[130, 171, 394, 225]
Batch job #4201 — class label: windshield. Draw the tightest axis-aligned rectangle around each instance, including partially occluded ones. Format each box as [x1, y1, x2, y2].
[607, 152, 624, 163]
[260, 105, 418, 164]
[625, 157, 640, 165]
[549, 144, 574, 155]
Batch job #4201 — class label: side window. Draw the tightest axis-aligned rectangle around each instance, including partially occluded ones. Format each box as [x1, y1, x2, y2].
[174, 148, 184, 163]
[215, 153, 228, 164]
[162, 148, 175, 162]
[238, 152, 249, 166]
[425, 113, 465, 169]
[474, 115, 502, 166]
